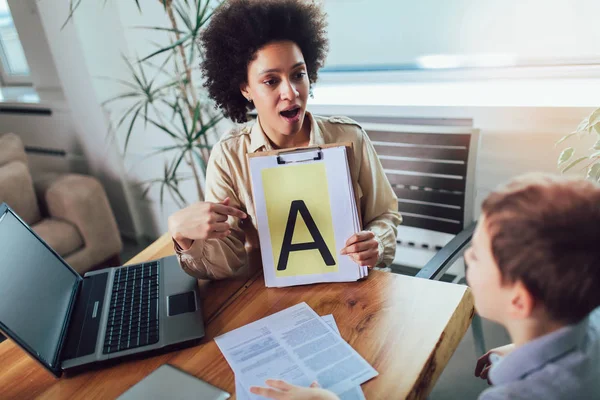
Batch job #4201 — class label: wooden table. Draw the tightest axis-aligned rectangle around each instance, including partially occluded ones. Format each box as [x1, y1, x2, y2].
[0, 233, 474, 400]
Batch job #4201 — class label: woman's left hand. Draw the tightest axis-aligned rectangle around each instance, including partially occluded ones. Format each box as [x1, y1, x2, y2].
[340, 231, 380, 268]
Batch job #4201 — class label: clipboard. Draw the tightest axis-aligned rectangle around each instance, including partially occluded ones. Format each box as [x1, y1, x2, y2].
[247, 142, 367, 288]
[248, 142, 362, 224]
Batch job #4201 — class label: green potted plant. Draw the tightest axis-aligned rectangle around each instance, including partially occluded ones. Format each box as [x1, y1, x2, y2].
[66, 0, 223, 207]
[556, 109, 600, 181]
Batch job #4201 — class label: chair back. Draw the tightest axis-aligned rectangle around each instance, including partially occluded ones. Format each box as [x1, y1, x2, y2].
[355, 117, 479, 268]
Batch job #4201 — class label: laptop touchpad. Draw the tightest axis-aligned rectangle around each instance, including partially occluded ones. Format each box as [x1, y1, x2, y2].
[167, 292, 196, 316]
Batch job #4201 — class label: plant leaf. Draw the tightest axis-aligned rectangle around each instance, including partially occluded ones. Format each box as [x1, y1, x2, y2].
[192, 148, 207, 176]
[143, 102, 149, 128]
[141, 183, 152, 200]
[193, 113, 223, 141]
[62, 0, 84, 30]
[101, 92, 142, 106]
[592, 139, 600, 151]
[588, 108, 600, 127]
[95, 75, 139, 90]
[174, 0, 193, 30]
[132, 26, 186, 34]
[587, 163, 600, 182]
[561, 156, 588, 173]
[159, 180, 166, 205]
[589, 150, 600, 159]
[573, 117, 590, 135]
[124, 105, 144, 154]
[146, 118, 183, 140]
[188, 37, 196, 65]
[168, 183, 188, 208]
[122, 56, 145, 90]
[190, 103, 201, 138]
[171, 150, 189, 180]
[140, 34, 192, 62]
[115, 100, 144, 130]
[557, 147, 574, 165]
[174, 102, 191, 139]
[198, 0, 215, 26]
[555, 132, 577, 146]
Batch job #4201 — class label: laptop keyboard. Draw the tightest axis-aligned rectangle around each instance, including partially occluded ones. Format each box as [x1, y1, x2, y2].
[103, 262, 160, 354]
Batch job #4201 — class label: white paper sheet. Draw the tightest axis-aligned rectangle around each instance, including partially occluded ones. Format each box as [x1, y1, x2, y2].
[235, 314, 365, 400]
[218, 303, 376, 399]
[248, 146, 364, 287]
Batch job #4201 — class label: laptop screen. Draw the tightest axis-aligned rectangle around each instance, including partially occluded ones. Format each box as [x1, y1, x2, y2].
[0, 206, 80, 372]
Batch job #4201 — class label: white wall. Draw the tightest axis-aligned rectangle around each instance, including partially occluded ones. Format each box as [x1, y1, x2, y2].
[323, 0, 600, 68]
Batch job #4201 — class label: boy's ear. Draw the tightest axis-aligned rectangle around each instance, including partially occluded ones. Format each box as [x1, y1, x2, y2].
[509, 280, 535, 319]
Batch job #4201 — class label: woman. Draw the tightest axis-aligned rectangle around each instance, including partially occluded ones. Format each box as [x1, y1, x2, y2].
[168, 0, 401, 280]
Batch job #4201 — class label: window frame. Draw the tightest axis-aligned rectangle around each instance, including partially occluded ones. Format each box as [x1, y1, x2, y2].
[0, 2, 33, 87]
[0, 62, 32, 86]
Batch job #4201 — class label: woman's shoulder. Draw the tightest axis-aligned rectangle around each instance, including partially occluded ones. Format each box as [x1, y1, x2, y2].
[314, 114, 363, 129]
[213, 124, 253, 152]
[314, 114, 367, 143]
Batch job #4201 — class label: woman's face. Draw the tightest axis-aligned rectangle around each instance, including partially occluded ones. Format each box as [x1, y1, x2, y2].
[241, 40, 310, 144]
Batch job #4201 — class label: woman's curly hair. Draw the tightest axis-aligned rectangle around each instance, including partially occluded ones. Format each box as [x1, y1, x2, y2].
[200, 0, 329, 123]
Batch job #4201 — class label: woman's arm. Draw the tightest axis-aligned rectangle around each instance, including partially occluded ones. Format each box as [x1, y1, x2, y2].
[357, 130, 402, 267]
[169, 143, 249, 279]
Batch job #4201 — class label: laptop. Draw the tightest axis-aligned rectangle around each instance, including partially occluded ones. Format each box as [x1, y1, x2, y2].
[0, 203, 205, 377]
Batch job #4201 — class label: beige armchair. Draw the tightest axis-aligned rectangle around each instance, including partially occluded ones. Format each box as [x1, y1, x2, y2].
[0, 133, 123, 274]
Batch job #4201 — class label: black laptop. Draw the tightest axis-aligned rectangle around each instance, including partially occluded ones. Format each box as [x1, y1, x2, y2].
[0, 203, 205, 377]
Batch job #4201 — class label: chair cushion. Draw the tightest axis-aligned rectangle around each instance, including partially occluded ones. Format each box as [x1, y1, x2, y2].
[32, 218, 84, 257]
[0, 161, 41, 225]
[0, 133, 27, 166]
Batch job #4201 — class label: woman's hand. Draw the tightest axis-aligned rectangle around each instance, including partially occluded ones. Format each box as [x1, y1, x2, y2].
[250, 380, 339, 400]
[475, 343, 516, 383]
[340, 231, 380, 268]
[168, 197, 247, 250]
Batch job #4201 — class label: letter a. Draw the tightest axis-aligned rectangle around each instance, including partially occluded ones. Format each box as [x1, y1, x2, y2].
[277, 200, 335, 271]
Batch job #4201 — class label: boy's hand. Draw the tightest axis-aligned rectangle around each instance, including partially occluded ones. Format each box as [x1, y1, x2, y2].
[475, 344, 516, 383]
[250, 380, 339, 400]
[340, 231, 379, 268]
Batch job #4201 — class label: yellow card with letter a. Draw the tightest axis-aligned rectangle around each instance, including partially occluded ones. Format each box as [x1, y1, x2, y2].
[262, 162, 338, 277]
[248, 143, 363, 287]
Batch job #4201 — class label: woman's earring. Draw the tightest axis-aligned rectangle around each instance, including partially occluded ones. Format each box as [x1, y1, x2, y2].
[247, 97, 253, 103]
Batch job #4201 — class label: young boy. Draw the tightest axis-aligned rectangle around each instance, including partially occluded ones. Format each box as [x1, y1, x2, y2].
[250, 174, 600, 399]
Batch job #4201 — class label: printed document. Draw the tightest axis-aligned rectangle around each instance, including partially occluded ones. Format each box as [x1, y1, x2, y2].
[216, 303, 376, 399]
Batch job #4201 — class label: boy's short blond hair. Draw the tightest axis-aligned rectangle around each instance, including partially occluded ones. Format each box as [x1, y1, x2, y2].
[482, 173, 600, 324]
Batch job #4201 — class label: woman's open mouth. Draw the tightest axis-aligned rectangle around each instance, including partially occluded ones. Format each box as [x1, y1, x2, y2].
[279, 106, 301, 123]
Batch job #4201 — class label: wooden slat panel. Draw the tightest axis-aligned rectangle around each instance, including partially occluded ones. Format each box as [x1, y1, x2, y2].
[393, 187, 464, 207]
[398, 202, 464, 221]
[380, 158, 466, 176]
[386, 174, 466, 192]
[401, 215, 463, 235]
[367, 131, 470, 147]
[374, 144, 468, 162]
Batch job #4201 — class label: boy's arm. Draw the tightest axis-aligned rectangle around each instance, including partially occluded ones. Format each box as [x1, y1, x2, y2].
[475, 344, 515, 382]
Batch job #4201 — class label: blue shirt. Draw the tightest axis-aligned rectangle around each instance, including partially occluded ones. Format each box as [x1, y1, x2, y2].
[480, 308, 600, 400]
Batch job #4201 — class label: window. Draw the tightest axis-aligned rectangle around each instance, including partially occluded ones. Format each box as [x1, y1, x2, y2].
[0, 0, 31, 85]
[322, 0, 600, 73]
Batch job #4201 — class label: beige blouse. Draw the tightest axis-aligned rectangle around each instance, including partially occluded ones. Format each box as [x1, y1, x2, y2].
[175, 112, 402, 280]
